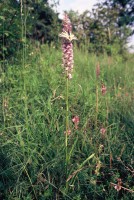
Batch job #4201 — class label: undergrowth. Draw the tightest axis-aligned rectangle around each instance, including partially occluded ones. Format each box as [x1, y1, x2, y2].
[0, 44, 134, 199]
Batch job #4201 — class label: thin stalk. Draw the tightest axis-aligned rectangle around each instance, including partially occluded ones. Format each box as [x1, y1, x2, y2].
[21, 0, 28, 130]
[95, 83, 99, 129]
[65, 72, 69, 189]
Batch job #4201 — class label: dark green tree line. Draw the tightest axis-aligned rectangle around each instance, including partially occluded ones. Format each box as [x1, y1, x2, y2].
[0, 0, 133, 59]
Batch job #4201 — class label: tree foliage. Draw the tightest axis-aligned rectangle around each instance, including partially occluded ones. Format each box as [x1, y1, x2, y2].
[0, 0, 22, 59]
[0, 0, 133, 59]
[0, 0, 60, 59]
[25, 0, 60, 44]
[66, 1, 132, 55]
[104, 0, 134, 28]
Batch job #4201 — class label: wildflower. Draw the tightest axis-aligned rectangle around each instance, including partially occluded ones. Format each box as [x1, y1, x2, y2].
[114, 178, 122, 192]
[100, 127, 106, 134]
[100, 127, 106, 137]
[72, 115, 80, 129]
[101, 84, 107, 95]
[64, 130, 71, 136]
[96, 62, 100, 78]
[95, 160, 102, 176]
[99, 144, 104, 153]
[59, 13, 77, 79]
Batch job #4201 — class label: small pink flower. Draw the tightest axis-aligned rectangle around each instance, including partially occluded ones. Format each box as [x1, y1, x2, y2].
[72, 116, 80, 129]
[114, 178, 122, 192]
[114, 185, 122, 192]
[100, 128, 106, 136]
[101, 84, 107, 95]
[64, 130, 71, 136]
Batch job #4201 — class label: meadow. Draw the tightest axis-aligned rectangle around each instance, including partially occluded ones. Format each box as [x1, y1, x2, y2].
[0, 44, 134, 200]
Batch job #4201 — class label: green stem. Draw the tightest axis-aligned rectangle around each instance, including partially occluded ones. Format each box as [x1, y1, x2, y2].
[95, 83, 98, 129]
[65, 72, 69, 189]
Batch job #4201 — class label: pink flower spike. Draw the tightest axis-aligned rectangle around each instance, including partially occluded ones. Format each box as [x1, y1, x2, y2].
[72, 116, 80, 129]
[101, 84, 107, 95]
[62, 13, 72, 33]
[59, 13, 77, 79]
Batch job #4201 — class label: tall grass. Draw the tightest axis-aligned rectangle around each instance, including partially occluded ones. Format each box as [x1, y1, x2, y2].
[0, 44, 134, 199]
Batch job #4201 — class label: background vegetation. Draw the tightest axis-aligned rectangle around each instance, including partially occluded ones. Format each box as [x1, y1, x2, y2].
[0, 0, 134, 199]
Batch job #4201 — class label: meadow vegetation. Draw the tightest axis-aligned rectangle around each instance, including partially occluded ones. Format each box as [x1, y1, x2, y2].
[0, 0, 134, 199]
[0, 43, 134, 199]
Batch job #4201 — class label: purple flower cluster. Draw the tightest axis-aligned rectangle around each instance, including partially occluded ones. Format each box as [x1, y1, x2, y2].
[59, 13, 77, 79]
[62, 42, 73, 79]
[62, 13, 72, 33]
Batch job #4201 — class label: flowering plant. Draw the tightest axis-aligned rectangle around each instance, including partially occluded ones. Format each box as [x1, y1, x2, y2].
[59, 13, 77, 79]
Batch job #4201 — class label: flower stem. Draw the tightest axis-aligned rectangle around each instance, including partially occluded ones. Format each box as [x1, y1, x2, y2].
[95, 83, 99, 129]
[65, 72, 69, 189]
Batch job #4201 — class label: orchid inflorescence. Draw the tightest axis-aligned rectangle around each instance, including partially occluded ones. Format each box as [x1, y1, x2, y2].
[59, 13, 77, 79]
